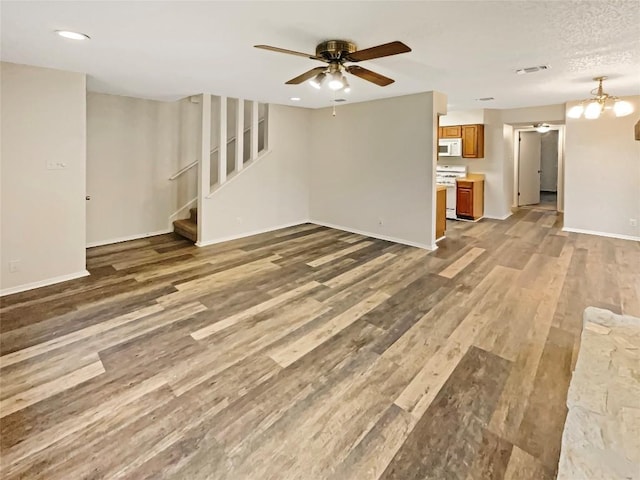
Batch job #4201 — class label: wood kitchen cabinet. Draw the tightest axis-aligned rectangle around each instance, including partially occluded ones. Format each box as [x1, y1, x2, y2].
[436, 186, 446, 239]
[440, 126, 462, 138]
[461, 124, 484, 158]
[456, 177, 484, 220]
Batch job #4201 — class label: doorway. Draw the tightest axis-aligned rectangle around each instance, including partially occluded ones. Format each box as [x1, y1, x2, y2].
[515, 126, 563, 211]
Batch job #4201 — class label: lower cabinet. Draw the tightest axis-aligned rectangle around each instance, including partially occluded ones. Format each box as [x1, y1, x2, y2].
[456, 180, 484, 220]
[436, 187, 446, 239]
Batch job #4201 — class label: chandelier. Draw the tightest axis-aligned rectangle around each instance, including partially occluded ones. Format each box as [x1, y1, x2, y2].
[567, 76, 633, 119]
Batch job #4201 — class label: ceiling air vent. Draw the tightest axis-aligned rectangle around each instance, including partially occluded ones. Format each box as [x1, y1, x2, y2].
[334, 98, 347, 102]
[476, 97, 495, 101]
[516, 65, 551, 75]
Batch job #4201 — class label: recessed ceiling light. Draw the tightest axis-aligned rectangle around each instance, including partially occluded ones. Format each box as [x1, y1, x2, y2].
[290, 97, 301, 102]
[55, 30, 90, 40]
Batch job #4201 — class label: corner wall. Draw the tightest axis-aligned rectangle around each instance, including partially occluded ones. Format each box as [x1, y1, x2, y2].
[1, 62, 87, 294]
[564, 95, 640, 239]
[309, 92, 445, 249]
[198, 104, 311, 245]
[86, 93, 200, 246]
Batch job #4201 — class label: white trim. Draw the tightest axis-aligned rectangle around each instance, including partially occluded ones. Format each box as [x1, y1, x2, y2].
[86, 229, 172, 248]
[309, 220, 437, 251]
[513, 125, 565, 212]
[455, 216, 485, 223]
[562, 227, 640, 242]
[168, 160, 198, 180]
[169, 197, 197, 220]
[484, 212, 513, 220]
[169, 118, 265, 181]
[195, 220, 308, 247]
[0, 270, 90, 297]
[206, 149, 272, 198]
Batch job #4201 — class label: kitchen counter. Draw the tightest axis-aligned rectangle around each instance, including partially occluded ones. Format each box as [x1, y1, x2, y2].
[456, 173, 485, 183]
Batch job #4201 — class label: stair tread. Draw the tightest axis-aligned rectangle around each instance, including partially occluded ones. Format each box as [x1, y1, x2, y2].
[173, 219, 197, 232]
[173, 219, 197, 242]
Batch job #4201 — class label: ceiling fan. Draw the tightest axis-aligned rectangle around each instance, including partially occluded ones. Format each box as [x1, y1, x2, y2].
[254, 40, 411, 91]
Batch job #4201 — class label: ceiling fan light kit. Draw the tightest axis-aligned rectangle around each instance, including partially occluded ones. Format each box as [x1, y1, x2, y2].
[567, 76, 634, 120]
[255, 39, 411, 95]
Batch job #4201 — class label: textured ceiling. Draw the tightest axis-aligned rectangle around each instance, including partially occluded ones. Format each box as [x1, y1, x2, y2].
[1, 1, 639, 110]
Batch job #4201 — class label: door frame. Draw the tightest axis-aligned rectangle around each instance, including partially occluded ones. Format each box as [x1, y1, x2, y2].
[513, 125, 565, 211]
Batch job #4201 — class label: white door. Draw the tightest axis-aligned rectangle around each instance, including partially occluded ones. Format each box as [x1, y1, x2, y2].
[518, 131, 541, 206]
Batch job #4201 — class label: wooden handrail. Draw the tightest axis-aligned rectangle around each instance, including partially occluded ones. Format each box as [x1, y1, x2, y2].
[169, 118, 264, 181]
[169, 160, 198, 180]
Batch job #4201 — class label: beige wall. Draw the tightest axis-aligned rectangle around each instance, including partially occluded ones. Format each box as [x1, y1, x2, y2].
[86, 93, 199, 245]
[440, 109, 484, 127]
[1, 62, 87, 294]
[199, 104, 311, 244]
[564, 95, 640, 239]
[309, 92, 445, 249]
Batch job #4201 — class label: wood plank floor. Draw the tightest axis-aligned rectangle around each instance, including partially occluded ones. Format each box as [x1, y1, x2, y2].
[1, 209, 638, 479]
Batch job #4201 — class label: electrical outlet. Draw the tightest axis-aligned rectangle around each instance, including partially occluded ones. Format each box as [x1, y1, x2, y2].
[236, 216, 243, 224]
[630, 218, 638, 227]
[9, 260, 20, 273]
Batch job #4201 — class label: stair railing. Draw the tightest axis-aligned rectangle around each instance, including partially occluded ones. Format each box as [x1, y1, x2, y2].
[168, 118, 264, 181]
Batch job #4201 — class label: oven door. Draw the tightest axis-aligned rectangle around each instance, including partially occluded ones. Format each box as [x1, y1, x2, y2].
[445, 185, 457, 219]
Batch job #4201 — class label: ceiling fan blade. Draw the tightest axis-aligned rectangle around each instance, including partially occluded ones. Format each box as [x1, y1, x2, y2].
[346, 66, 395, 86]
[285, 67, 327, 85]
[345, 41, 411, 62]
[254, 45, 327, 62]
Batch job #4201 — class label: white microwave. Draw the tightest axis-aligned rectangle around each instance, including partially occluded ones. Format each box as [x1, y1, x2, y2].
[438, 138, 462, 157]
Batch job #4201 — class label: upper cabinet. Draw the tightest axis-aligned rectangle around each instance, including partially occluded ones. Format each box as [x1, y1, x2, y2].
[440, 126, 462, 138]
[438, 123, 485, 158]
[461, 124, 484, 158]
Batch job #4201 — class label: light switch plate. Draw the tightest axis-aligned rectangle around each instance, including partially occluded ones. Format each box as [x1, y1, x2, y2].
[47, 161, 68, 170]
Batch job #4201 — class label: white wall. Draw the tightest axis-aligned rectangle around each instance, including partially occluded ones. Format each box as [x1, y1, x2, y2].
[440, 109, 484, 127]
[86, 93, 199, 245]
[309, 92, 445, 249]
[500, 104, 565, 125]
[199, 104, 310, 244]
[1, 62, 87, 294]
[564, 95, 640, 239]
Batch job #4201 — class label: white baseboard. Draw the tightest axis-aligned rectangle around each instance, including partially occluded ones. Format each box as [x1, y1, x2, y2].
[86, 229, 173, 248]
[484, 212, 513, 220]
[562, 227, 640, 242]
[195, 220, 309, 247]
[0, 270, 90, 297]
[309, 220, 437, 251]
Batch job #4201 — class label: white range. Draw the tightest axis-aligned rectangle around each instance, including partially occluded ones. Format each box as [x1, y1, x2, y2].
[436, 165, 467, 219]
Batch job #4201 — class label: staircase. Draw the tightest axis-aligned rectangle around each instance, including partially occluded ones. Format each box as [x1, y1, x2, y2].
[173, 207, 197, 242]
